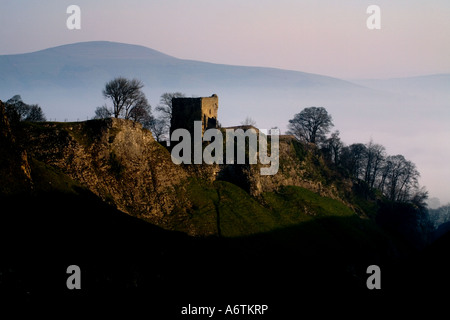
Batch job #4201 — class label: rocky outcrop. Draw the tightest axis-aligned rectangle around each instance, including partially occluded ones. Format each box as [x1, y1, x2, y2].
[24, 118, 189, 225]
[0, 100, 32, 194]
[219, 135, 351, 203]
[22, 118, 354, 233]
[254, 137, 350, 200]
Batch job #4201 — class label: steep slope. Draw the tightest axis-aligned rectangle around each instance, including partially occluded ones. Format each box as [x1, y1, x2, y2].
[22, 118, 190, 223]
[21, 118, 359, 236]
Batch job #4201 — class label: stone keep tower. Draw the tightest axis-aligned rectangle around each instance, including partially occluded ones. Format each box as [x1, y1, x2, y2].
[170, 94, 218, 136]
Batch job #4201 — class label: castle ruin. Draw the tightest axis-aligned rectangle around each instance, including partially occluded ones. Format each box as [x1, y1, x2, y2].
[170, 94, 218, 137]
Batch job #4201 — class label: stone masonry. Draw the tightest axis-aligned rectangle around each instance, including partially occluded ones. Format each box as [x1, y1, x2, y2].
[170, 94, 218, 137]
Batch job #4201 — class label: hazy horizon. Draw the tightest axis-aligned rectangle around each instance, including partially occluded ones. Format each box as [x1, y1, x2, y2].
[1, 1, 450, 79]
[3, 40, 450, 82]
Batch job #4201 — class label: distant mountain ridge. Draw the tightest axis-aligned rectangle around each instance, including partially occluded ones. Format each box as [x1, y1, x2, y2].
[37, 41, 176, 60]
[0, 41, 362, 88]
[0, 41, 373, 122]
[1, 41, 447, 121]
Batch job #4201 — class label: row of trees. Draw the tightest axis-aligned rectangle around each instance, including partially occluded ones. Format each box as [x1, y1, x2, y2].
[287, 106, 425, 204]
[94, 77, 185, 142]
[339, 141, 424, 204]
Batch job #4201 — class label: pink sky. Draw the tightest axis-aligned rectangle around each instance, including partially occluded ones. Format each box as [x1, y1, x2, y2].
[1, 0, 449, 79]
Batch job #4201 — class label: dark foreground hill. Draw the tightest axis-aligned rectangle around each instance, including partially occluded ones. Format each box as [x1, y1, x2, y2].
[0, 100, 448, 315]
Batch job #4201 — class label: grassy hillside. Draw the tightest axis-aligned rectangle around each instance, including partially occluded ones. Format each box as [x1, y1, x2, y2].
[173, 179, 358, 236]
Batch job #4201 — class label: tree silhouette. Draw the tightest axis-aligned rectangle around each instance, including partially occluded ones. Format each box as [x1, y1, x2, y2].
[5, 95, 46, 122]
[103, 77, 146, 119]
[288, 107, 333, 144]
[240, 116, 257, 127]
[155, 92, 186, 133]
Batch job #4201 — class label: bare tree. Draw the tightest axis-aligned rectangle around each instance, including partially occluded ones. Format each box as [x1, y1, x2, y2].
[128, 95, 151, 124]
[103, 77, 145, 119]
[149, 118, 167, 142]
[379, 155, 420, 202]
[93, 104, 112, 119]
[130, 98, 155, 136]
[288, 107, 333, 144]
[324, 130, 343, 166]
[25, 104, 46, 122]
[5, 95, 46, 122]
[411, 187, 429, 211]
[341, 143, 367, 180]
[364, 140, 386, 189]
[155, 92, 186, 126]
[241, 116, 257, 127]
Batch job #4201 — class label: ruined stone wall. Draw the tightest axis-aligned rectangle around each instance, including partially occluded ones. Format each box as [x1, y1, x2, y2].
[200, 94, 218, 133]
[171, 94, 218, 136]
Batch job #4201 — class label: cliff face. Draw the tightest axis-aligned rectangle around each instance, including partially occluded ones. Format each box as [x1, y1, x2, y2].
[23, 118, 189, 225]
[20, 118, 355, 235]
[219, 135, 351, 203]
